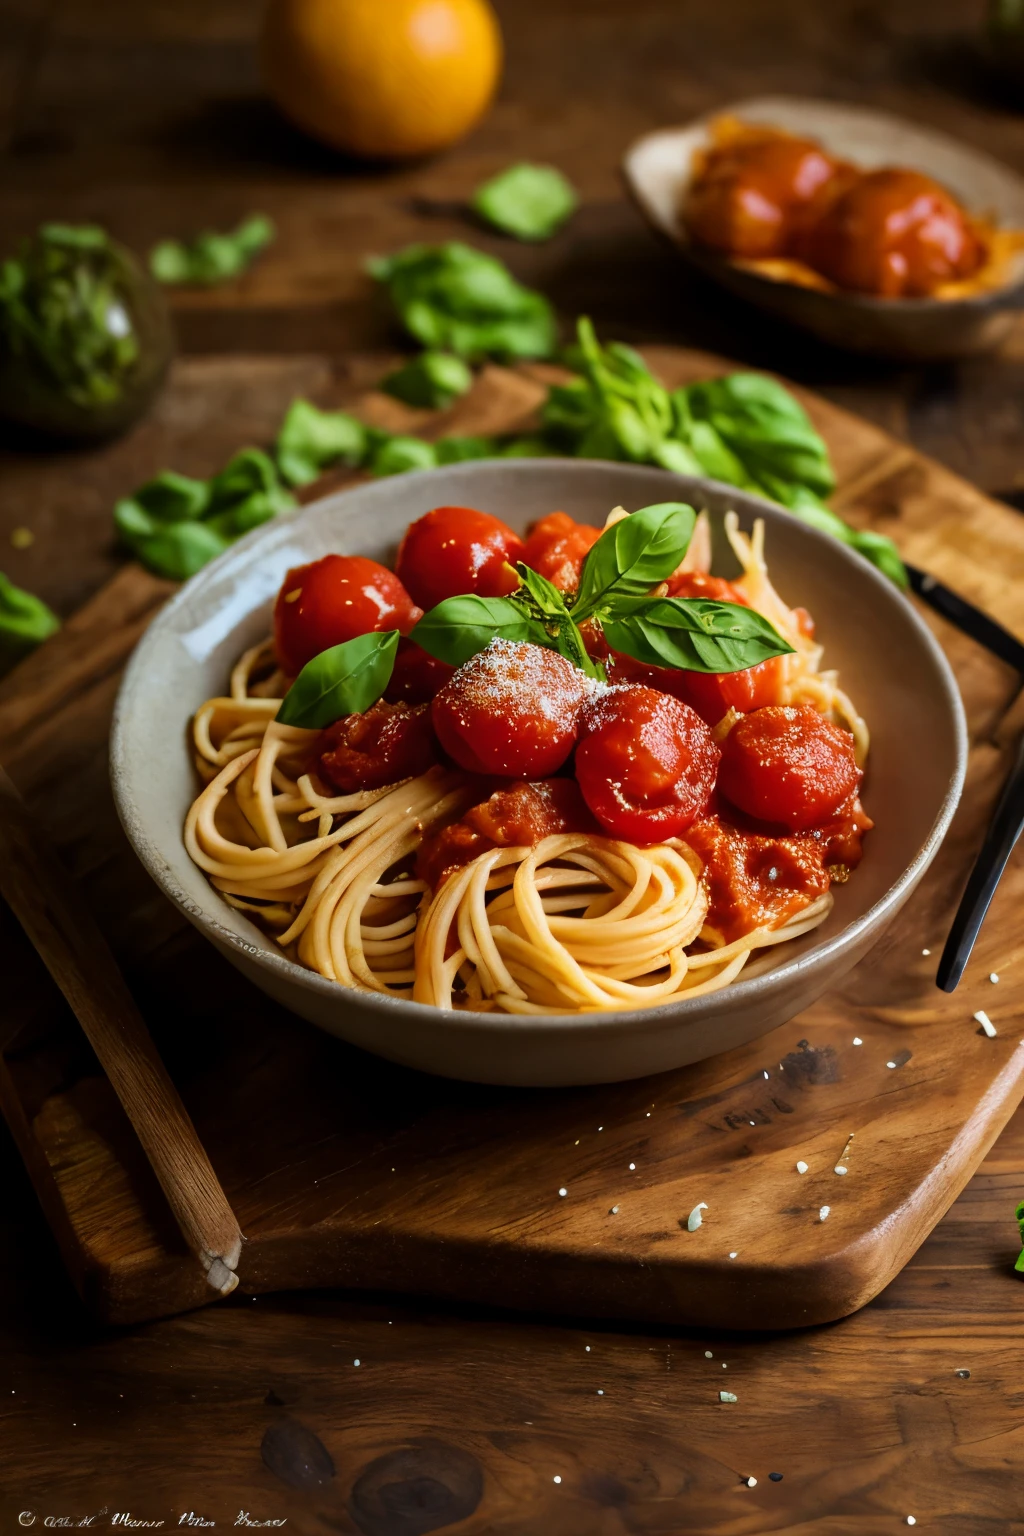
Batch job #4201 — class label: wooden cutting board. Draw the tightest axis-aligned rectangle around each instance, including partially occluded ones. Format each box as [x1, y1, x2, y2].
[1, 345, 1022, 1330]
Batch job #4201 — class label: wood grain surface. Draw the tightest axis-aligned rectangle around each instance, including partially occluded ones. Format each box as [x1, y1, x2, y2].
[1, 351, 1022, 1336]
[4, 0, 1024, 1524]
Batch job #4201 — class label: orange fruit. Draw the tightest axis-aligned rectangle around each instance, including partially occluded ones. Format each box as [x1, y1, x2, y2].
[261, 0, 503, 161]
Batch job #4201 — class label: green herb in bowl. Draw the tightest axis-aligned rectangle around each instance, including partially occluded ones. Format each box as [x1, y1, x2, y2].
[0, 223, 173, 442]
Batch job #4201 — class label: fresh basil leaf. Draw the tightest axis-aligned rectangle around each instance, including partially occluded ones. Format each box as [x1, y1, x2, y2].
[574, 502, 697, 618]
[204, 490, 281, 539]
[368, 435, 438, 477]
[381, 350, 473, 409]
[411, 595, 545, 668]
[0, 570, 59, 670]
[846, 528, 909, 589]
[369, 242, 557, 361]
[472, 163, 578, 242]
[686, 374, 835, 500]
[150, 214, 275, 288]
[496, 434, 550, 457]
[132, 520, 230, 581]
[276, 629, 399, 729]
[435, 434, 496, 464]
[602, 596, 794, 674]
[118, 470, 210, 526]
[275, 399, 368, 486]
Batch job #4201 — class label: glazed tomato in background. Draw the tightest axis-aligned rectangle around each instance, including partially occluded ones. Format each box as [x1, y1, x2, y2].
[801, 168, 983, 297]
[432, 640, 588, 778]
[395, 505, 525, 611]
[274, 554, 420, 677]
[318, 700, 436, 793]
[384, 638, 456, 706]
[575, 684, 720, 842]
[522, 512, 600, 592]
[717, 704, 860, 831]
[686, 132, 852, 258]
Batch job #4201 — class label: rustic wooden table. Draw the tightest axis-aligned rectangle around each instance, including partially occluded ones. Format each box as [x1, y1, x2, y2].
[2, 0, 1024, 1529]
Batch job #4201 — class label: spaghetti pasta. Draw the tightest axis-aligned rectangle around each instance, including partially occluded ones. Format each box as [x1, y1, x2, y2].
[183, 507, 866, 1016]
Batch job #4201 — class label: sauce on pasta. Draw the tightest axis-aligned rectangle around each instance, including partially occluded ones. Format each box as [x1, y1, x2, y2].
[184, 502, 871, 1015]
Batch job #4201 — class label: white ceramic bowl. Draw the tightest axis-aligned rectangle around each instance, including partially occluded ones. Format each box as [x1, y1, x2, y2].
[111, 460, 967, 1086]
[623, 95, 1024, 360]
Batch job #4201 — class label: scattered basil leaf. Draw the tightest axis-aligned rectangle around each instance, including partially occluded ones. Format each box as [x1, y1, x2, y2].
[496, 434, 551, 457]
[368, 242, 557, 361]
[602, 596, 795, 674]
[115, 470, 210, 528]
[0, 571, 60, 670]
[434, 435, 496, 464]
[574, 502, 696, 618]
[369, 435, 438, 477]
[131, 521, 229, 582]
[204, 491, 281, 540]
[472, 163, 578, 242]
[411, 595, 546, 668]
[380, 351, 473, 409]
[150, 214, 275, 288]
[276, 399, 367, 487]
[276, 630, 399, 729]
[1015, 1199, 1024, 1274]
[684, 373, 836, 501]
[0, 222, 172, 441]
[114, 446, 295, 579]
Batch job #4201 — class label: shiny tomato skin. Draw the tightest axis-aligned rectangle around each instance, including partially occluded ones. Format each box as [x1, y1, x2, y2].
[384, 638, 456, 705]
[274, 554, 420, 677]
[522, 512, 601, 592]
[663, 570, 749, 604]
[431, 640, 588, 778]
[395, 505, 525, 611]
[717, 704, 861, 831]
[575, 684, 721, 843]
[318, 701, 436, 793]
[608, 649, 786, 726]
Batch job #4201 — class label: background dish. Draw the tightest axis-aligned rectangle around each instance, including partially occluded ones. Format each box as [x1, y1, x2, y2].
[111, 459, 967, 1085]
[623, 95, 1024, 361]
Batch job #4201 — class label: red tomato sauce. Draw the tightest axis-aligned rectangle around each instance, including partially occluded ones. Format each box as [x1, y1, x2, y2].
[686, 792, 873, 944]
[417, 778, 597, 890]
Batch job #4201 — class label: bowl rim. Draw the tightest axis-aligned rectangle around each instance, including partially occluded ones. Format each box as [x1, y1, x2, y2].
[622, 95, 1024, 315]
[111, 458, 969, 1037]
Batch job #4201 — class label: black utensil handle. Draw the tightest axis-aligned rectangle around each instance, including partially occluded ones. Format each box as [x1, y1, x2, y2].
[906, 564, 1024, 676]
[936, 734, 1024, 992]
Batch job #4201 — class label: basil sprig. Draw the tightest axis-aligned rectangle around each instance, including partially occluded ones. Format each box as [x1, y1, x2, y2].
[271, 504, 794, 732]
[412, 501, 793, 680]
[276, 630, 400, 729]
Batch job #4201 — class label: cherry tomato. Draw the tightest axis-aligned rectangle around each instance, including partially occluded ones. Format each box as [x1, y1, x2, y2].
[395, 505, 525, 612]
[801, 168, 982, 297]
[663, 571, 749, 604]
[318, 701, 436, 793]
[522, 512, 601, 592]
[575, 684, 720, 842]
[431, 640, 588, 777]
[274, 554, 420, 677]
[607, 649, 785, 726]
[384, 638, 456, 705]
[717, 704, 861, 831]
